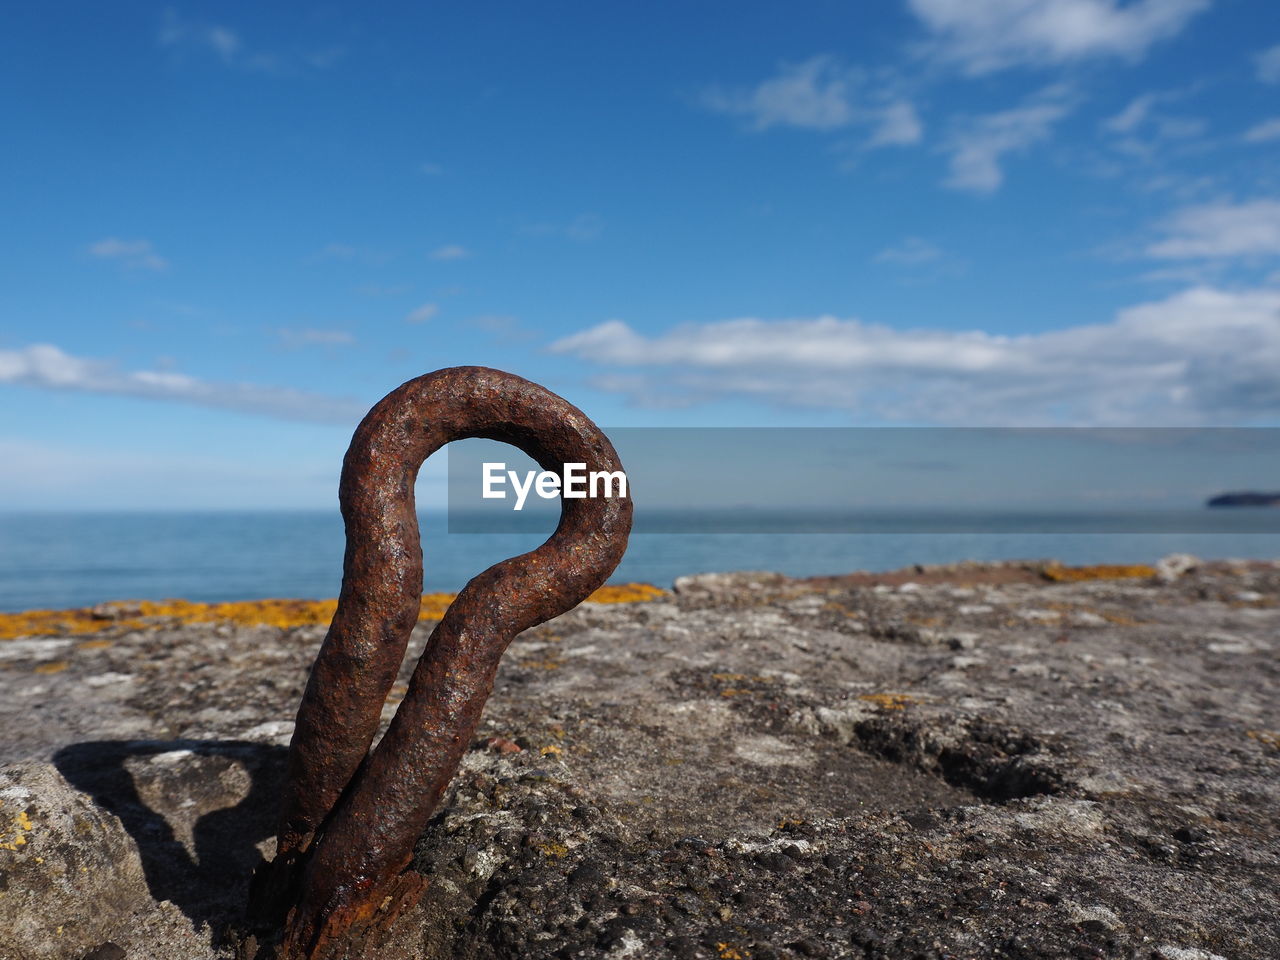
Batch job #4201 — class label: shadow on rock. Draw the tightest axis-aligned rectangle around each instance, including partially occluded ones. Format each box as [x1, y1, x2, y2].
[52, 739, 286, 942]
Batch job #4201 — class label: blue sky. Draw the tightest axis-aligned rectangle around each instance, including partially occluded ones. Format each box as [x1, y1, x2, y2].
[2, 1, 1280, 509]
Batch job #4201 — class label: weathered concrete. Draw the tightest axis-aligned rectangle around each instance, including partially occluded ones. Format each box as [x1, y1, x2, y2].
[0, 560, 1277, 959]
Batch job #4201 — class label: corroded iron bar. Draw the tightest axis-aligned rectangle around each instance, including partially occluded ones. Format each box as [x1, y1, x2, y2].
[248, 367, 632, 959]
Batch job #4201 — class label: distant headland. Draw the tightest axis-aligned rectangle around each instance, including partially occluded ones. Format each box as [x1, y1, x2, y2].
[1206, 491, 1280, 507]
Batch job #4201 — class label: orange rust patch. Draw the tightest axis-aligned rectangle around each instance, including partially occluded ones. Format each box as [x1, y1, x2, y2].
[1042, 564, 1155, 583]
[0, 582, 663, 641]
[33, 660, 69, 674]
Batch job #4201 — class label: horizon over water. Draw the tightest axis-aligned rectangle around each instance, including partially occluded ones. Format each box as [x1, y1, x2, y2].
[2, 508, 1280, 612]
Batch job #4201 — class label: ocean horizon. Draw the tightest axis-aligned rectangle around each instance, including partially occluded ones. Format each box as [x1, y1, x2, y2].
[2, 508, 1280, 613]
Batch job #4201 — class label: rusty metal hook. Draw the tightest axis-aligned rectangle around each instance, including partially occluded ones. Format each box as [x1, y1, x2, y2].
[246, 367, 632, 959]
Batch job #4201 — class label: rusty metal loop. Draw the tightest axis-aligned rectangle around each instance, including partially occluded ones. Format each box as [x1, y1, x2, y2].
[248, 367, 632, 959]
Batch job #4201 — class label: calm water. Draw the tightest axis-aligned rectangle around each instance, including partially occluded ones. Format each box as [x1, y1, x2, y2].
[2, 510, 1279, 612]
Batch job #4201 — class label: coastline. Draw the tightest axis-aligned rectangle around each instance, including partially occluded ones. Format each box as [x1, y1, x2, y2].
[0, 560, 1173, 640]
[2, 559, 1277, 959]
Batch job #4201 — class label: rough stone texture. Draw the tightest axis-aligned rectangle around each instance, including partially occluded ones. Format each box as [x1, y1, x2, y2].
[0, 762, 151, 960]
[1, 559, 1278, 959]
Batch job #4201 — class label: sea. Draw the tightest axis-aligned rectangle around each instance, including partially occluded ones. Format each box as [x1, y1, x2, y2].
[2, 509, 1280, 613]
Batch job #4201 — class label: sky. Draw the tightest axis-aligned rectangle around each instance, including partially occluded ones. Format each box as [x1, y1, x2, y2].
[2, 1, 1280, 510]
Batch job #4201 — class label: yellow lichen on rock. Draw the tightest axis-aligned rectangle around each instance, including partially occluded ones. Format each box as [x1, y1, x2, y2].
[1247, 730, 1280, 752]
[0, 582, 664, 641]
[418, 593, 456, 621]
[1, 809, 33, 851]
[1042, 564, 1156, 582]
[584, 582, 667, 603]
[858, 693, 920, 711]
[710, 672, 769, 698]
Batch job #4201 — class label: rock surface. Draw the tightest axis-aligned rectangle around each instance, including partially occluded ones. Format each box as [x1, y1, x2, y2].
[0, 762, 151, 960]
[0, 560, 1277, 959]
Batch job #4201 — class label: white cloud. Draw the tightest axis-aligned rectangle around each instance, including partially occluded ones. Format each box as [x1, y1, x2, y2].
[1103, 92, 1162, 133]
[405, 302, 439, 324]
[909, 0, 1211, 74]
[943, 90, 1073, 193]
[1154, 116, 1205, 139]
[1106, 97, 1204, 139]
[1098, 89, 1208, 165]
[277, 328, 355, 348]
[1147, 199, 1280, 259]
[205, 26, 241, 60]
[550, 287, 1280, 425]
[429, 244, 470, 261]
[1257, 44, 1280, 83]
[702, 57, 923, 148]
[158, 10, 337, 73]
[0, 343, 362, 423]
[88, 237, 168, 271]
[874, 237, 944, 264]
[159, 11, 246, 66]
[869, 101, 924, 146]
[702, 56, 858, 130]
[1243, 118, 1280, 143]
